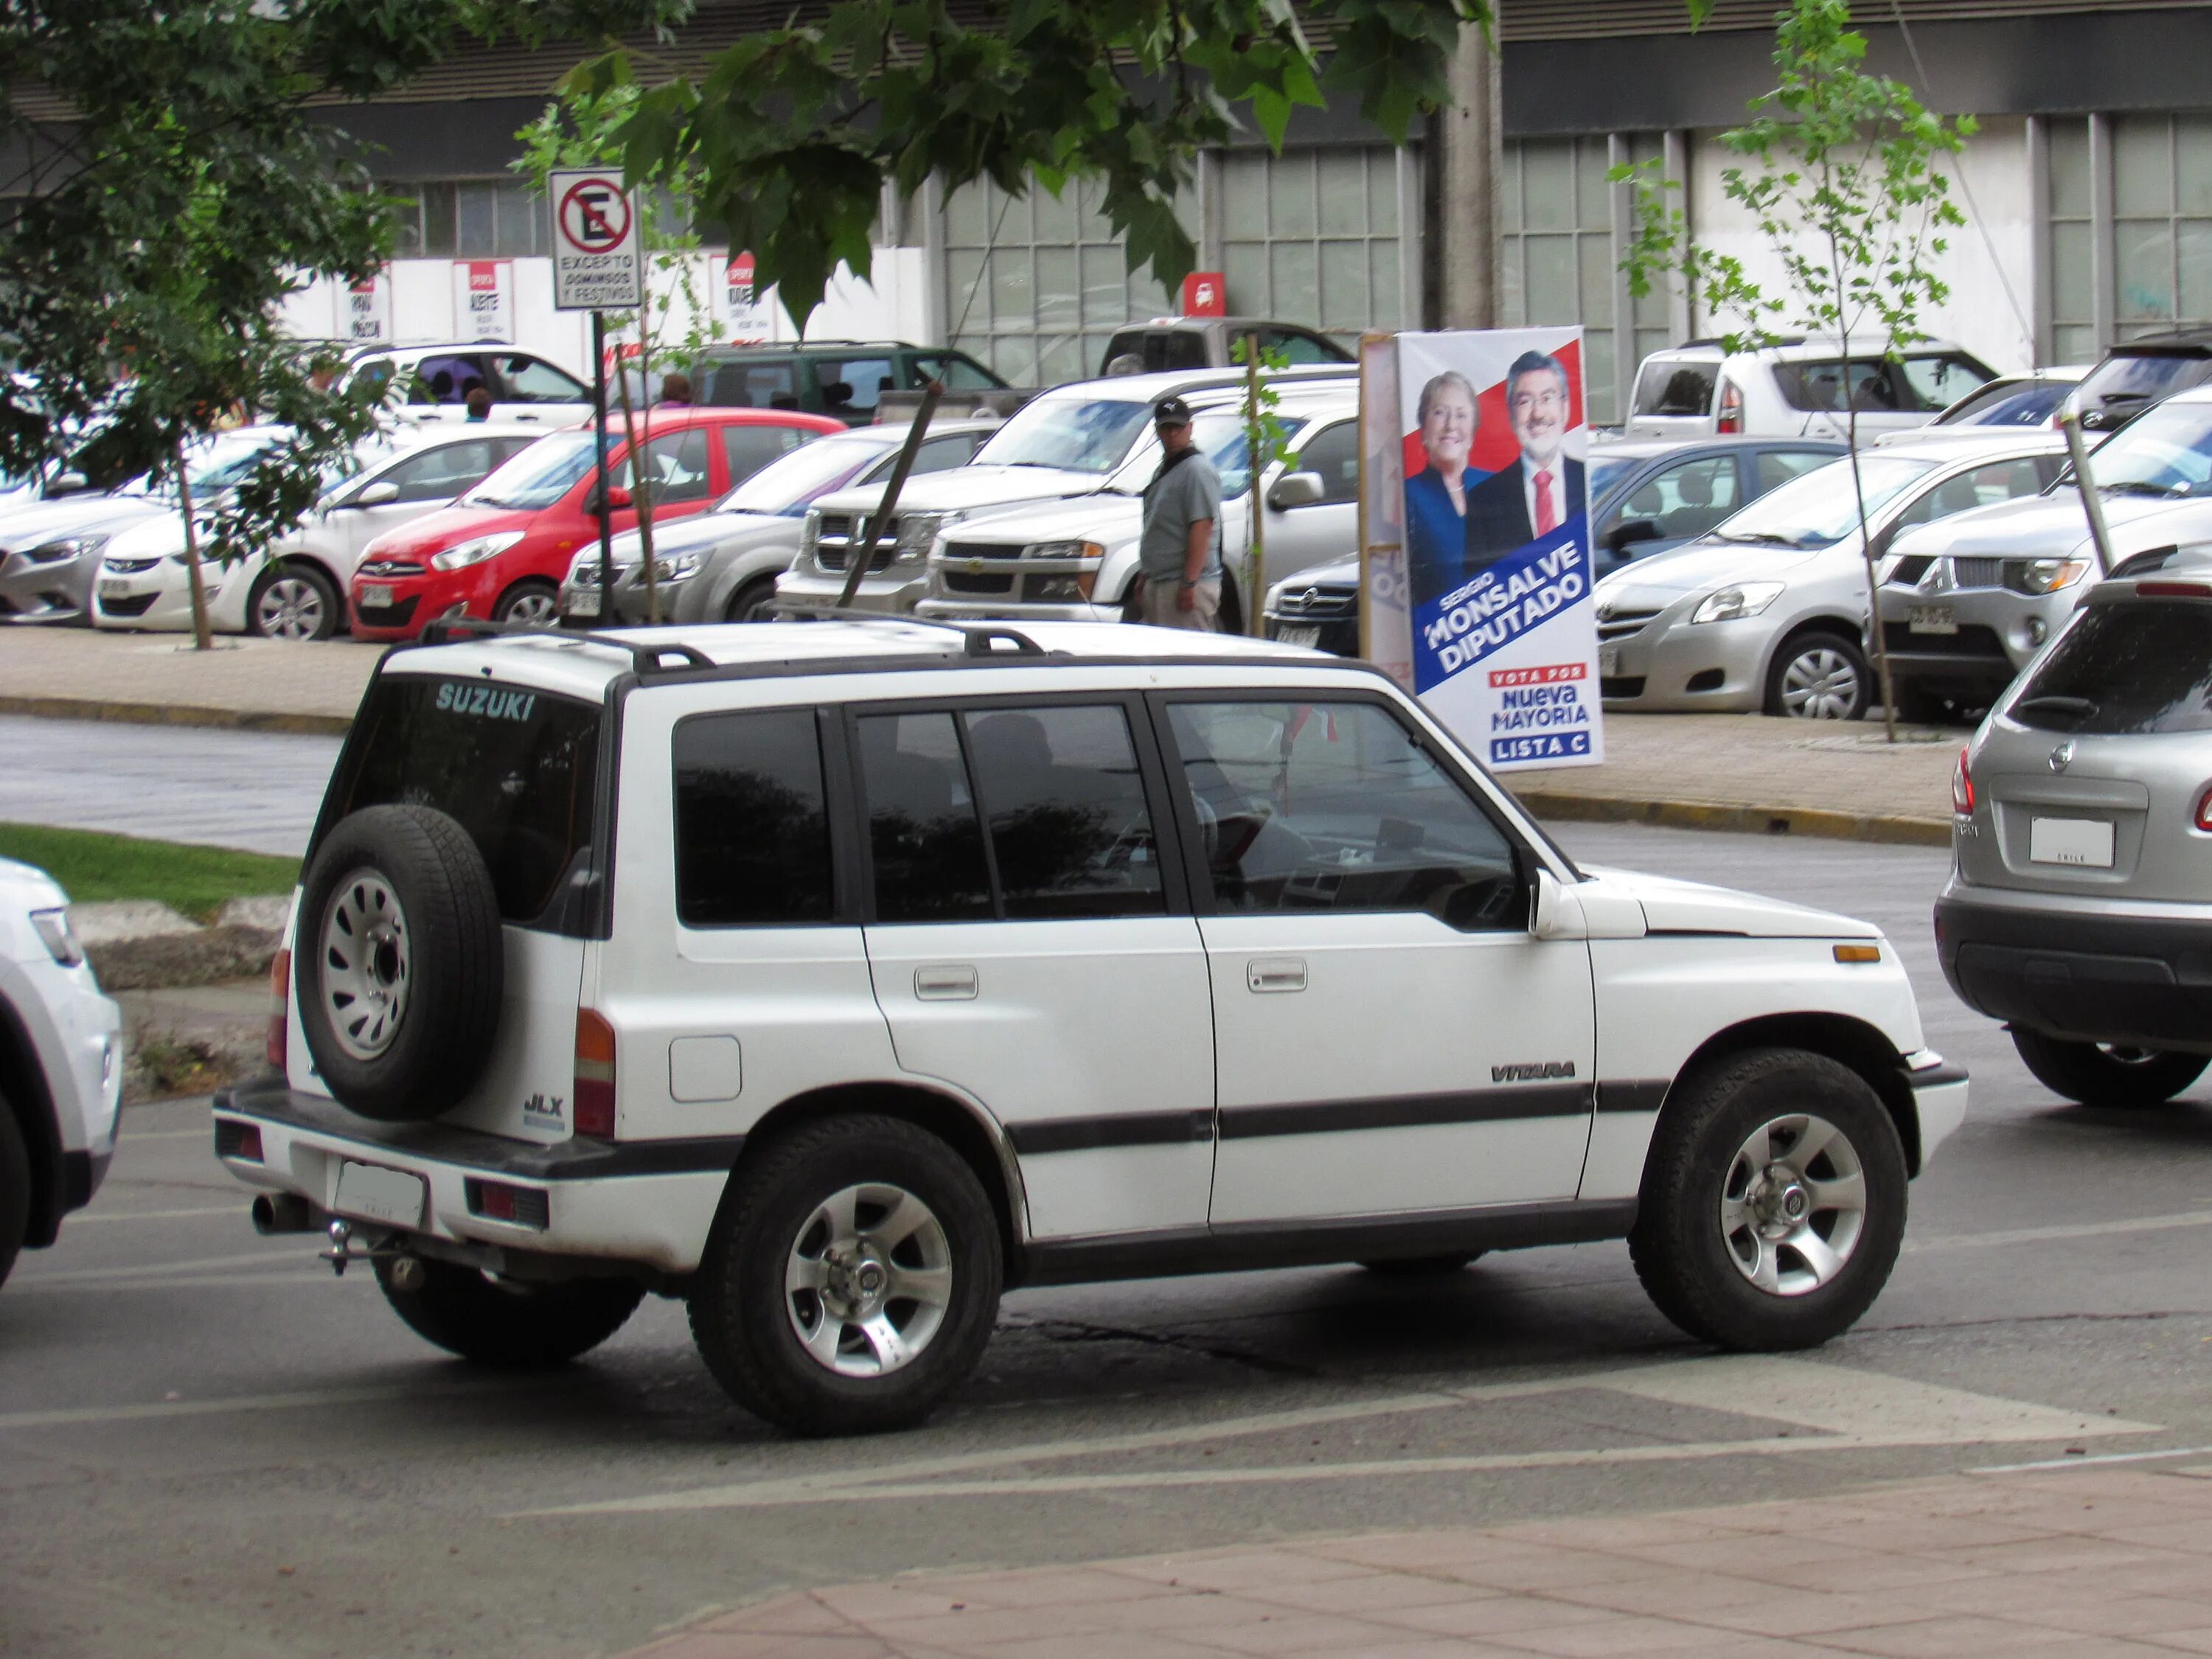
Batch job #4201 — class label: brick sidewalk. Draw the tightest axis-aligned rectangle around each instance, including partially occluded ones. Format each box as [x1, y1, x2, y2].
[0, 627, 1961, 841]
[624, 1466, 2212, 1658]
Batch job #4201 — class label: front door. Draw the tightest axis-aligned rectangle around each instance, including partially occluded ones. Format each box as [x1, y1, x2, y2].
[1156, 696, 1596, 1225]
[855, 698, 1215, 1241]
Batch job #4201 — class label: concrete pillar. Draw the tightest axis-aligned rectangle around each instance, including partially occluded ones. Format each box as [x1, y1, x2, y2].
[1425, 17, 1504, 330]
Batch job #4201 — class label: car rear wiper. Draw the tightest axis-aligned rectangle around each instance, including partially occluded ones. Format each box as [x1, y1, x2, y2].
[2014, 693, 2098, 726]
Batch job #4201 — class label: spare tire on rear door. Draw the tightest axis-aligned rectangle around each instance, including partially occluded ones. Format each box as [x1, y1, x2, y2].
[297, 805, 504, 1123]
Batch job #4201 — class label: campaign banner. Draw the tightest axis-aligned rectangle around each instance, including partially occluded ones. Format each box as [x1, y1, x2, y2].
[341, 274, 392, 344]
[714, 251, 771, 340]
[1396, 328, 1601, 771]
[452, 260, 513, 344]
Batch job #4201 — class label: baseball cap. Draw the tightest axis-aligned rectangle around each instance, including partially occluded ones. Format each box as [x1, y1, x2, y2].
[1152, 395, 1193, 426]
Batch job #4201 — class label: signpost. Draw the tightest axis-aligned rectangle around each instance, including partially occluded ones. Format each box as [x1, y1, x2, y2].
[549, 169, 644, 619]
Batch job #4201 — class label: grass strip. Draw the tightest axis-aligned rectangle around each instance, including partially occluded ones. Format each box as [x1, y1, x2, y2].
[0, 822, 296, 923]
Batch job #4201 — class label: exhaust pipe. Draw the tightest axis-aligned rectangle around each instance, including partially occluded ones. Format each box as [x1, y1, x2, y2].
[251, 1193, 316, 1235]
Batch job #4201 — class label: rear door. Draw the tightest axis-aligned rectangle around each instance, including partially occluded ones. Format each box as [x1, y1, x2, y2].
[855, 696, 1217, 1241]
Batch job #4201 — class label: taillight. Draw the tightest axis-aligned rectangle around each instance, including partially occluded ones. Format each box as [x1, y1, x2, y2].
[2194, 786, 2212, 832]
[1952, 747, 1975, 817]
[2138, 581, 2212, 599]
[267, 947, 291, 1071]
[574, 1009, 616, 1138]
[1717, 379, 1745, 434]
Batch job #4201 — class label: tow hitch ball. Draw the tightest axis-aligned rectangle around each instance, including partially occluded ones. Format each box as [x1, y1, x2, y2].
[319, 1218, 423, 1289]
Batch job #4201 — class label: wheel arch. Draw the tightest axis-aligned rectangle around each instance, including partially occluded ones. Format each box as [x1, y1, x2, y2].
[0, 994, 65, 1248]
[1657, 1011, 1923, 1175]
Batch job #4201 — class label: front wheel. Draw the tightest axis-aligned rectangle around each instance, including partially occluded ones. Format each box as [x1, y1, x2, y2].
[248, 563, 340, 641]
[1764, 630, 1869, 720]
[1630, 1047, 1906, 1351]
[375, 1258, 643, 1366]
[493, 579, 560, 628]
[2011, 1028, 2208, 1108]
[689, 1115, 1002, 1436]
[724, 574, 777, 623]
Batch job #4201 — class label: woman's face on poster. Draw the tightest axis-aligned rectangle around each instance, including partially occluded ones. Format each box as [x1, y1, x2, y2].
[1421, 383, 1476, 474]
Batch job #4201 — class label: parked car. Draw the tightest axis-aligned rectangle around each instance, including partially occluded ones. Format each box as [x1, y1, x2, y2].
[91, 425, 542, 641]
[1261, 435, 1847, 657]
[344, 342, 596, 429]
[562, 420, 998, 627]
[677, 341, 1009, 425]
[1939, 563, 2212, 1108]
[1097, 317, 1352, 376]
[348, 408, 843, 639]
[0, 426, 297, 627]
[914, 380, 1360, 631]
[0, 857, 121, 1289]
[211, 616, 1964, 1433]
[1916, 366, 2088, 431]
[1624, 338, 1997, 443]
[2069, 327, 2212, 432]
[1876, 386, 2212, 719]
[1593, 432, 2067, 718]
[776, 363, 1355, 627]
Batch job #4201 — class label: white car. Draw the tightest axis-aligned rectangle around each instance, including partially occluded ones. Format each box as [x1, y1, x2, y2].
[91, 425, 543, 640]
[0, 858, 122, 1288]
[1626, 338, 1998, 443]
[1595, 432, 2067, 717]
[342, 343, 595, 429]
[213, 618, 1965, 1436]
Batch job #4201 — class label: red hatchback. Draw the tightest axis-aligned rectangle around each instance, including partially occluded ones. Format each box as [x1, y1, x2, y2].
[348, 407, 841, 639]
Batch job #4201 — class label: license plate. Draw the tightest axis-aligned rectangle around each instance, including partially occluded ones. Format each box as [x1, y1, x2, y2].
[334, 1160, 426, 1228]
[1277, 625, 1321, 647]
[358, 583, 394, 608]
[1599, 643, 1621, 678]
[1908, 605, 1958, 636]
[97, 579, 134, 599]
[2030, 816, 2115, 869]
[564, 588, 601, 617]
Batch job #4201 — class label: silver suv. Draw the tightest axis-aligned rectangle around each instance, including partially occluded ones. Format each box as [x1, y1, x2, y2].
[1938, 565, 2212, 1107]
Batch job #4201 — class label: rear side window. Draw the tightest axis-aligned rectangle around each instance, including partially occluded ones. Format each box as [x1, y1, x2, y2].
[720, 423, 808, 487]
[673, 709, 832, 926]
[699, 358, 799, 410]
[858, 712, 994, 921]
[965, 706, 1164, 919]
[319, 675, 601, 923]
[1899, 353, 1992, 411]
[1774, 359, 1898, 413]
[2011, 602, 2212, 734]
[1632, 360, 1716, 417]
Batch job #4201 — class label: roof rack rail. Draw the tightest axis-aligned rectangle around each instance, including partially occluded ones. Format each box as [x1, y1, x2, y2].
[417, 617, 713, 675]
[766, 606, 1052, 657]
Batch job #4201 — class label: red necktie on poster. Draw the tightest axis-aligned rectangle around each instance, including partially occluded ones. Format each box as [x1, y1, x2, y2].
[1534, 468, 1558, 536]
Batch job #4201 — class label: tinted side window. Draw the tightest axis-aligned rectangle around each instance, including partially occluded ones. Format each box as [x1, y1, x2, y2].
[1889, 458, 2050, 530]
[858, 712, 992, 921]
[494, 354, 588, 403]
[1262, 328, 1347, 365]
[1633, 361, 1716, 417]
[815, 358, 894, 417]
[1775, 360, 1896, 413]
[912, 433, 982, 473]
[1621, 453, 1740, 538]
[411, 354, 487, 406]
[320, 677, 599, 923]
[1756, 448, 1837, 493]
[1165, 700, 1523, 928]
[964, 706, 1164, 919]
[380, 439, 504, 504]
[913, 353, 1002, 391]
[615, 428, 714, 504]
[2013, 602, 2212, 734]
[700, 358, 799, 410]
[1900, 352, 1993, 411]
[1287, 422, 1360, 505]
[720, 422, 807, 487]
[673, 709, 832, 926]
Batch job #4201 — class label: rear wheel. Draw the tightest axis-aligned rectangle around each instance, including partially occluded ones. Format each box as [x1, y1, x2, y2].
[2011, 1029, 2208, 1108]
[375, 1257, 643, 1366]
[0, 1100, 29, 1290]
[248, 563, 339, 641]
[1764, 630, 1868, 720]
[724, 574, 777, 623]
[493, 579, 559, 628]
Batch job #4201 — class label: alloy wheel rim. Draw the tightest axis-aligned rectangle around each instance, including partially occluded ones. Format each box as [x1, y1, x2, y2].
[258, 577, 325, 640]
[784, 1182, 952, 1377]
[504, 591, 558, 627]
[1719, 1112, 1867, 1298]
[319, 869, 411, 1061]
[1781, 649, 1861, 719]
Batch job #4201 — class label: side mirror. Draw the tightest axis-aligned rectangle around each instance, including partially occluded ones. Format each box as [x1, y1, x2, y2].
[1529, 868, 1587, 941]
[605, 485, 633, 511]
[351, 479, 400, 508]
[46, 470, 89, 498]
[1267, 470, 1326, 511]
[1606, 517, 1662, 554]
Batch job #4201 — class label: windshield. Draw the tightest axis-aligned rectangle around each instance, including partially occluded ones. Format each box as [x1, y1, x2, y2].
[1703, 454, 1936, 548]
[125, 431, 292, 500]
[717, 435, 888, 516]
[2065, 402, 2212, 498]
[1942, 379, 2073, 427]
[2077, 352, 2209, 408]
[1588, 455, 1636, 504]
[463, 431, 605, 512]
[973, 394, 1152, 475]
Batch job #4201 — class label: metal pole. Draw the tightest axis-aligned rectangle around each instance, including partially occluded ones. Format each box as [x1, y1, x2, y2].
[1244, 330, 1265, 636]
[836, 381, 943, 611]
[593, 310, 614, 614]
[2059, 409, 2116, 577]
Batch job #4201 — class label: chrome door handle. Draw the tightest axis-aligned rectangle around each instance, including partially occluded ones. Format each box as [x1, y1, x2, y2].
[914, 964, 978, 1001]
[1246, 957, 1307, 994]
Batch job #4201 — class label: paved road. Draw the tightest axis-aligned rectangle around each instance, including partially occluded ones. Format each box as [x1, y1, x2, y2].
[8, 822, 2212, 1659]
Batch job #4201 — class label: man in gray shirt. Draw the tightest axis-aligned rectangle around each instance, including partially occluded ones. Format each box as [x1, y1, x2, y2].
[1134, 394, 1223, 631]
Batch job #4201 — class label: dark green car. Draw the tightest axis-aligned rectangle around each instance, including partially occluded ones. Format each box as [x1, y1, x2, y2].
[686, 341, 1009, 426]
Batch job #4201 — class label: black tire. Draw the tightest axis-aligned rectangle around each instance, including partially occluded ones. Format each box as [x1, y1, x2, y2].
[1763, 630, 1869, 720]
[492, 578, 560, 628]
[247, 561, 339, 641]
[1630, 1047, 1907, 1352]
[2011, 1028, 2208, 1108]
[1893, 684, 1955, 727]
[295, 806, 503, 1123]
[689, 1114, 1002, 1436]
[724, 574, 778, 623]
[1359, 1253, 1484, 1276]
[0, 1100, 29, 1290]
[375, 1257, 643, 1366]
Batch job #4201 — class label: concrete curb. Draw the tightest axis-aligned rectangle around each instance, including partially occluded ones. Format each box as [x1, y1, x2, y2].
[0, 693, 352, 737]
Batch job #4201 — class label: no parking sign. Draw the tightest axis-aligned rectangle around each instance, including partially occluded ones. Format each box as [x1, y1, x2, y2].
[549, 169, 642, 312]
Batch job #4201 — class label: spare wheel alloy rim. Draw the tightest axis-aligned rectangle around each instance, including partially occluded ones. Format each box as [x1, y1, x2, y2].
[320, 868, 414, 1062]
[1719, 1111, 1867, 1297]
[784, 1181, 952, 1377]
[257, 575, 325, 639]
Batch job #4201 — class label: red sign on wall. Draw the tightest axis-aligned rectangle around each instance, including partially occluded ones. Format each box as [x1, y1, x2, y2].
[1181, 271, 1226, 317]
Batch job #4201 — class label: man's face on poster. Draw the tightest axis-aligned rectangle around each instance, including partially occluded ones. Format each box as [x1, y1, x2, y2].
[1509, 366, 1568, 467]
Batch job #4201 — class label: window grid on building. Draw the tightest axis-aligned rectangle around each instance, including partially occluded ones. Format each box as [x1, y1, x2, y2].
[383, 180, 552, 260]
[2045, 118, 2097, 364]
[2110, 114, 2212, 342]
[1503, 136, 1645, 424]
[1219, 146, 1403, 344]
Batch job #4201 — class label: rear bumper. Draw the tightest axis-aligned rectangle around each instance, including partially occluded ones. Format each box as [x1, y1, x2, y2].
[210, 1079, 739, 1275]
[1936, 886, 2212, 1051]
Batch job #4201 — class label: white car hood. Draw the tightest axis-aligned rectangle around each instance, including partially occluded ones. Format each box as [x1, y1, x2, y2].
[1889, 491, 2212, 562]
[812, 464, 1107, 518]
[0, 493, 165, 549]
[944, 493, 1146, 549]
[101, 512, 192, 559]
[1581, 865, 1881, 939]
[1599, 540, 1829, 605]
